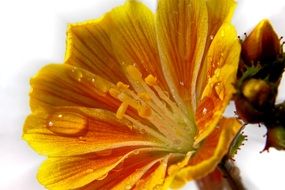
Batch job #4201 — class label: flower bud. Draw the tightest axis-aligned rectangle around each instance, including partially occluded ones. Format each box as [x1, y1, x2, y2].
[234, 79, 274, 123]
[241, 19, 281, 64]
[264, 126, 285, 151]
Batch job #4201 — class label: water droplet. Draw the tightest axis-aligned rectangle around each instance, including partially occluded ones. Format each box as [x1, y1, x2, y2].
[71, 68, 83, 82]
[214, 82, 225, 100]
[78, 136, 86, 142]
[91, 78, 95, 83]
[48, 121, 53, 127]
[210, 35, 214, 40]
[202, 108, 207, 115]
[47, 111, 88, 136]
[95, 149, 113, 157]
[125, 184, 132, 190]
[179, 81, 185, 86]
[196, 97, 214, 119]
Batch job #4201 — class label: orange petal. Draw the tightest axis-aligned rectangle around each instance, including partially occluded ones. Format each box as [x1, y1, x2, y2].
[195, 23, 241, 143]
[65, 15, 128, 84]
[156, 0, 208, 113]
[29, 64, 119, 112]
[107, 0, 168, 90]
[37, 148, 166, 190]
[134, 154, 181, 190]
[77, 149, 168, 190]
[169, 118, 241, 188]
[23, 107, 162, 156]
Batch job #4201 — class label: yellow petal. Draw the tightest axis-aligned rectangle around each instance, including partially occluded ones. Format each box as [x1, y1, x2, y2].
[170, 118, 242, 188]
[196, 0, 237, 92]
[29, 64, 118, 112]
[65, 15, 128, 84]
[156, 0, 208, 113]
[38, 155, 122, 190]
[206, 0, 236, 37]
[23, 107, 161, 156]
[38, 148, 165, 190]
[107, 0, 168, 90]
[195, 23, 241, 143]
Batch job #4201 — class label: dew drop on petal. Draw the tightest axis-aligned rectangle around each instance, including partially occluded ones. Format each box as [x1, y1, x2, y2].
[78, 136, 86, 142]
[48, 121, 53, 127]
[210, 35, 214, 40]
[201, 108, 207, 115]
[47, 111, 88, 137]
[71, 68, 83, 82]
[196, 97, 215, 119]
[179, 81, 185, 86]
[214, 82, 225, 100]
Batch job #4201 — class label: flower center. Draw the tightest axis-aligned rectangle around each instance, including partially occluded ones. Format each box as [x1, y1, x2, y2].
[109, 65, 196, 153]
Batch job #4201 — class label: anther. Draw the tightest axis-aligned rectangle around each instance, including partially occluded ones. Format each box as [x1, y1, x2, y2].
[145, 74, 157, 86]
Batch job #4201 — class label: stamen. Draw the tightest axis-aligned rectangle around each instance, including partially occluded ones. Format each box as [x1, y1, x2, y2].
[109, 65, 196, 152]
[116, 81, 129, 90]
[145, 74, 157, 86]
[116, 102, 128, 119]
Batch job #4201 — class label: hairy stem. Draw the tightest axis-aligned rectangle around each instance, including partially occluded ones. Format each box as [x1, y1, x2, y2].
[218, 157, 246, 190]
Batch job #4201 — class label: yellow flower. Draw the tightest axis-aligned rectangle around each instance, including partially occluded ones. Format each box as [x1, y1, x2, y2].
[23, 0, 241, 189]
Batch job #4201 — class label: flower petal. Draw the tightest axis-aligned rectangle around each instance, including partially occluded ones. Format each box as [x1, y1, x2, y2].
[76, 150, 168, 190]
[23, 107, 162, 156]
[169, 118, 241, 188]
[29, 64, 118, 112]
[156, 0, 208, 113]
[196, 0, 237, 94]
[106, 0, 168, 90]
[37, 148, 166, 190]
[206, 0, 236, 37]
[65, 15, 128, 84]
[195, 23, 241, 143]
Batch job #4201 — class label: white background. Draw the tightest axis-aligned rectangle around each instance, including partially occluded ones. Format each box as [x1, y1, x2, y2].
[0, 0, 285, 189]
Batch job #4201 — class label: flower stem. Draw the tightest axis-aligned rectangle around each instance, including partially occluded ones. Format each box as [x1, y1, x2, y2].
[218, 156, 246, 190]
